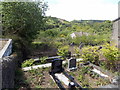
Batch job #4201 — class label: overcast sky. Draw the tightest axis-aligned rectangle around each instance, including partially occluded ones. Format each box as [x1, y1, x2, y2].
[44, 0, 119, 21]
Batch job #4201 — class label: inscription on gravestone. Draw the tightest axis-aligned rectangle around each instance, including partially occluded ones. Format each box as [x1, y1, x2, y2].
[68, 57, 77, 71]
[50, 58, 64, 74]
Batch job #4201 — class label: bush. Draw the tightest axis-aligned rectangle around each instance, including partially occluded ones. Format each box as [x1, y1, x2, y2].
[74, 46, 81, 57]
[22, 56, 48, 68]
[53, 41, 63, 48]
[39, 56, 48, 64]
[100, 43, 119, 70]
[22, 59, 34, 68]
[72, 34, 110, 46]
[81, 46, 99, 65]
[57, 45, 69, 58]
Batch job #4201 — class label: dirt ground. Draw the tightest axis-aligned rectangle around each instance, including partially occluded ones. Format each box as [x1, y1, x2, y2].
[15, 68, 58, 89]
[66, 66, 111, 88]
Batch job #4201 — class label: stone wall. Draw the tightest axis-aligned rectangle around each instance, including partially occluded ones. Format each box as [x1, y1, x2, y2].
[0, 55, 18, 89]
[0, 39, 12, 58]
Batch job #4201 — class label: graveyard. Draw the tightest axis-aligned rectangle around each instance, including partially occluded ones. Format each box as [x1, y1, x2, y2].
[1, 2, 120, 89]
[15, 56, 119, 89]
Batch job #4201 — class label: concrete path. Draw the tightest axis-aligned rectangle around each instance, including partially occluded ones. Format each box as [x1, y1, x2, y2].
[22, 63, 51, 71]
[22, 58, 83, 71]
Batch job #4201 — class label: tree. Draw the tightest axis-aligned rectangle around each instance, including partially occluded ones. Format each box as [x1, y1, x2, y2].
[1, 1, 47, 60]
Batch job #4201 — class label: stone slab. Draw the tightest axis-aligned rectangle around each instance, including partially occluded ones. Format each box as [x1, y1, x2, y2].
[55, 73, 70, 86]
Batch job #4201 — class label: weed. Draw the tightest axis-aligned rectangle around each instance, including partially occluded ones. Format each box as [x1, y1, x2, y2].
[22, 59, 34, 67]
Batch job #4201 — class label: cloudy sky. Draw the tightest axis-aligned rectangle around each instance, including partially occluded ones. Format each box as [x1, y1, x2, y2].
[44, 0, 119, 21]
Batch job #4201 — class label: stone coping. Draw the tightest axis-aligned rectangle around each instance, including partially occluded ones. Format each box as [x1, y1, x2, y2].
[0, 40, 7, 51]
[0, 39, 12, 58]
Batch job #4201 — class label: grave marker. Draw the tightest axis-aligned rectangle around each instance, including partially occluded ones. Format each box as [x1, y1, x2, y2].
[50, 58, 64, 74]
[68, 57, 77, 71]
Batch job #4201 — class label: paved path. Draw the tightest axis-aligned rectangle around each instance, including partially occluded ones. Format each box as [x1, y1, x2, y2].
[22, 58, 83, 71]
[22, 63, 52, 71]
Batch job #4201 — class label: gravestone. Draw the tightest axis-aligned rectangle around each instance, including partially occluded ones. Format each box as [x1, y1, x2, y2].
[50, 58, 64, 74]
[68, 57, 77, 71]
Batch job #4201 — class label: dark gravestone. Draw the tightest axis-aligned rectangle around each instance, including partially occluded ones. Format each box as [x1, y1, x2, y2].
[50, 58, 64, 74]
[68, 58, 77, 71]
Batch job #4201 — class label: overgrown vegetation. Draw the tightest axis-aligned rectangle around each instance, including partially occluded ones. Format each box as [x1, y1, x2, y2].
[57, 45, 69, 59]
[80, 43, 119, 71]
[22, 56, 48, 68]
[2, 1, 119, 89]
[1, 1, 47, 60]
[100, 43, 119, 71]
[36, 17, 112, 48]
[81, 46, 100, 65]
[67, 65, 110, 88]
[22, 59, 35, 68]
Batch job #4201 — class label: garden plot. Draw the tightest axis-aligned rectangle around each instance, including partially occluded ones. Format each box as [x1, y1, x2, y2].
[66, 65, 112, 88]
[66, 61, 120, 88]
[15, 68, 58, 89]
[88, 63, 115, 80]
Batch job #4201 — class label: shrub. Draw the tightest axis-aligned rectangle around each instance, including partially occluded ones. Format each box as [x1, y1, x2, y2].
[100, 43, 119, 70]
[53, 41, 63, 48]
[81, 46, 99, 65]
[57, 45, 69, 58]
[74, 46, 81, 57]
[72, 34, 110, 46]
[22, 59, 34, 68]
[39, 56, 48, 64]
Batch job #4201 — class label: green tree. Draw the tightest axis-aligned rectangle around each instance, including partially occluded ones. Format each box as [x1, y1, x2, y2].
[1, 1, 47, 60]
